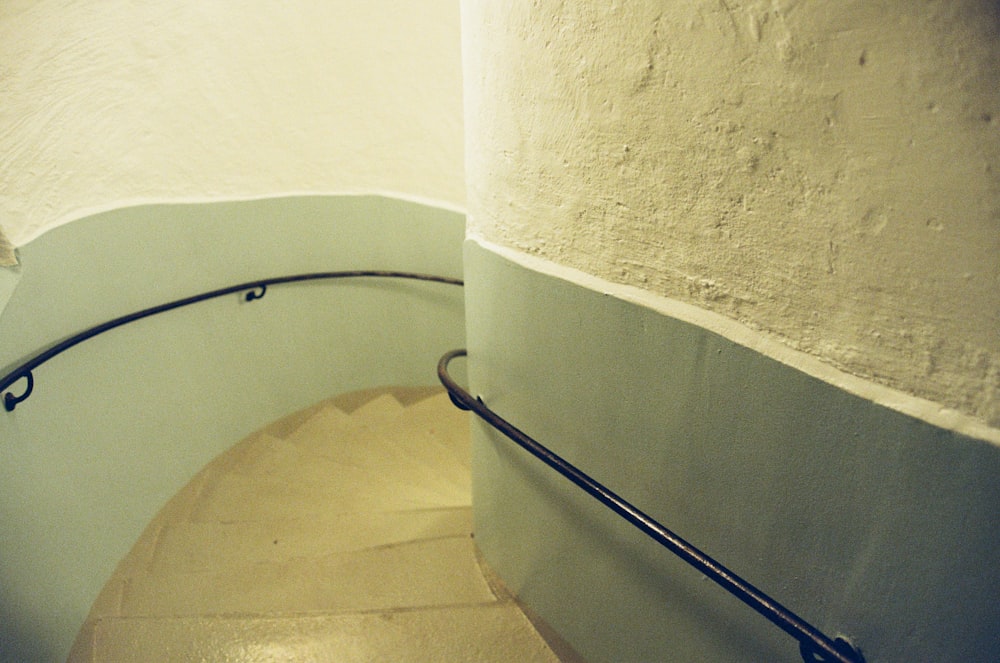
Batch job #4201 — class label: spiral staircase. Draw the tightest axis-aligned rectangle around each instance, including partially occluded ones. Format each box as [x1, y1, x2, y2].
[66, 387, 575, 662]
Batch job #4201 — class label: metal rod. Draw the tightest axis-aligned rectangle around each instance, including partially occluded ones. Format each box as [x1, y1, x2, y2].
[438, 348, 864, 663]
[0, 271, 462, 411]
[3, 371, 33, 412]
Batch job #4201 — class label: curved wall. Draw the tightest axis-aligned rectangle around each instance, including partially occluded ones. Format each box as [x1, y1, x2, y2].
[463, 0, 999, 430]
[0, 196, 465, 663]
[0, 4, 466, 660]
[465, 242, 1000, 663]
[0, 0, 464, 250]
[461, 2, 1000, 661]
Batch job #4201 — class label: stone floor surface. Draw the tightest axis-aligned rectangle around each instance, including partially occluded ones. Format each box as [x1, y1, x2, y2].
[67, 387, 571, 663]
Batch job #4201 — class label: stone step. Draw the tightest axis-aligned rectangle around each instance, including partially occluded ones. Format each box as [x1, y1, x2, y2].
[397, 391, 473, 467]
[188, 469, 464, 523]
[69, 386, 569, 662]
[334, 392, 406, 430]
[220, 428, 467, 503]
[373, 392, 472, 489]
[120, 535, 495, 617]
[81, 602, 562, 663]
[281, 406, 468, 495]
[259, 391, 408, 445]
[188, 402, 471, 523]
[146, 507, 472, 575]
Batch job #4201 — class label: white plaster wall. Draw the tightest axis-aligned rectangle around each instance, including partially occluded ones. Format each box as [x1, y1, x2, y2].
[463, 0, 1000, 430]
[0, 0, 464, 249]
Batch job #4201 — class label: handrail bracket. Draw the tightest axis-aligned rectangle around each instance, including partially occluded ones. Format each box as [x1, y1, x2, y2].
[3, 371, 34, 412]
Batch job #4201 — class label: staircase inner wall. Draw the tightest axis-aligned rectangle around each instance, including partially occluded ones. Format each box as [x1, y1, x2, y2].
[465, 238, 1000, 663]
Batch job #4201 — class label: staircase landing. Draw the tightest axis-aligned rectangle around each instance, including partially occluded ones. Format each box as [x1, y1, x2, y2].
[68, 387, 573, 662]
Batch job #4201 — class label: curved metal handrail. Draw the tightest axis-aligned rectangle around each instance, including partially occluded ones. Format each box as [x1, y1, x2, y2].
[0, 271, 462, 412]
[438, 348, 865, 663]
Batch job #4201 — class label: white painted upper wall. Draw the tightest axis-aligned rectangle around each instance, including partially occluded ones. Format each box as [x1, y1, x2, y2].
[0, 0, 465, 253]
[463, 0, 1000, 430]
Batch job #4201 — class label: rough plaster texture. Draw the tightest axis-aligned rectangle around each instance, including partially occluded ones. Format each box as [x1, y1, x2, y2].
[463, 1, 1000, 430]
[0, 227, 15, 266]
[0, 0, 464, 247]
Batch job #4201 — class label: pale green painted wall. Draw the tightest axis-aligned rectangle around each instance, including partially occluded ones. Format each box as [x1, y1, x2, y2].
[0, 196, 465, 663]
[465, 240, 1000, 663]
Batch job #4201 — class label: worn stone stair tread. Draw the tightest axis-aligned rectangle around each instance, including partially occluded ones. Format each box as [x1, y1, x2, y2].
[217, 431, 467, 504]
[397, 391, 473, 465]
[216, 432, 290, 470]
[120, 535, 495, 617]
[188, 474, 461, 523]
[385, 394, 472, 491]
[283, 407, 468, 492]
[147, 507, 472, 574]
[355, 423, 469, 489]
[282, 402, 354, 440]
[259, 387, 438, 442]
[71, 386, 566, 662]
[256, 398, 343, 440]
[338, 392, 406, 427]
[384, 426, 471, 493]
[83, 602, 562, 663]
[329, 385, 446, 414]
[268, 393, 403, 455]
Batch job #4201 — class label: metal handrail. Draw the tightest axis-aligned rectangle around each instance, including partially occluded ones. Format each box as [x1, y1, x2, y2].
[437, 348, 865, 663]
[0, 271, 462, 412]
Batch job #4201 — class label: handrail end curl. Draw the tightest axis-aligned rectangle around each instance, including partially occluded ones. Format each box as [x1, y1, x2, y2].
[3, 371, 34, 412]
[245, 284, 267, 302]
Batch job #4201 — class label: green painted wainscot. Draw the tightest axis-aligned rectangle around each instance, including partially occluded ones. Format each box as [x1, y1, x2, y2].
[0, 196, 465, 663]
[464, 238, 1000, 663]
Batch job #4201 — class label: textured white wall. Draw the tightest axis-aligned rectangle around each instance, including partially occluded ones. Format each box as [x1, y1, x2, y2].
[463, 0, 1000, 431]
[0, 0, 464, 249]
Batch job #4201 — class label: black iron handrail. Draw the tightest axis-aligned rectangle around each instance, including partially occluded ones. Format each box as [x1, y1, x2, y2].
[0, 271, 462, 412]
[438, 348, 865, 663]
